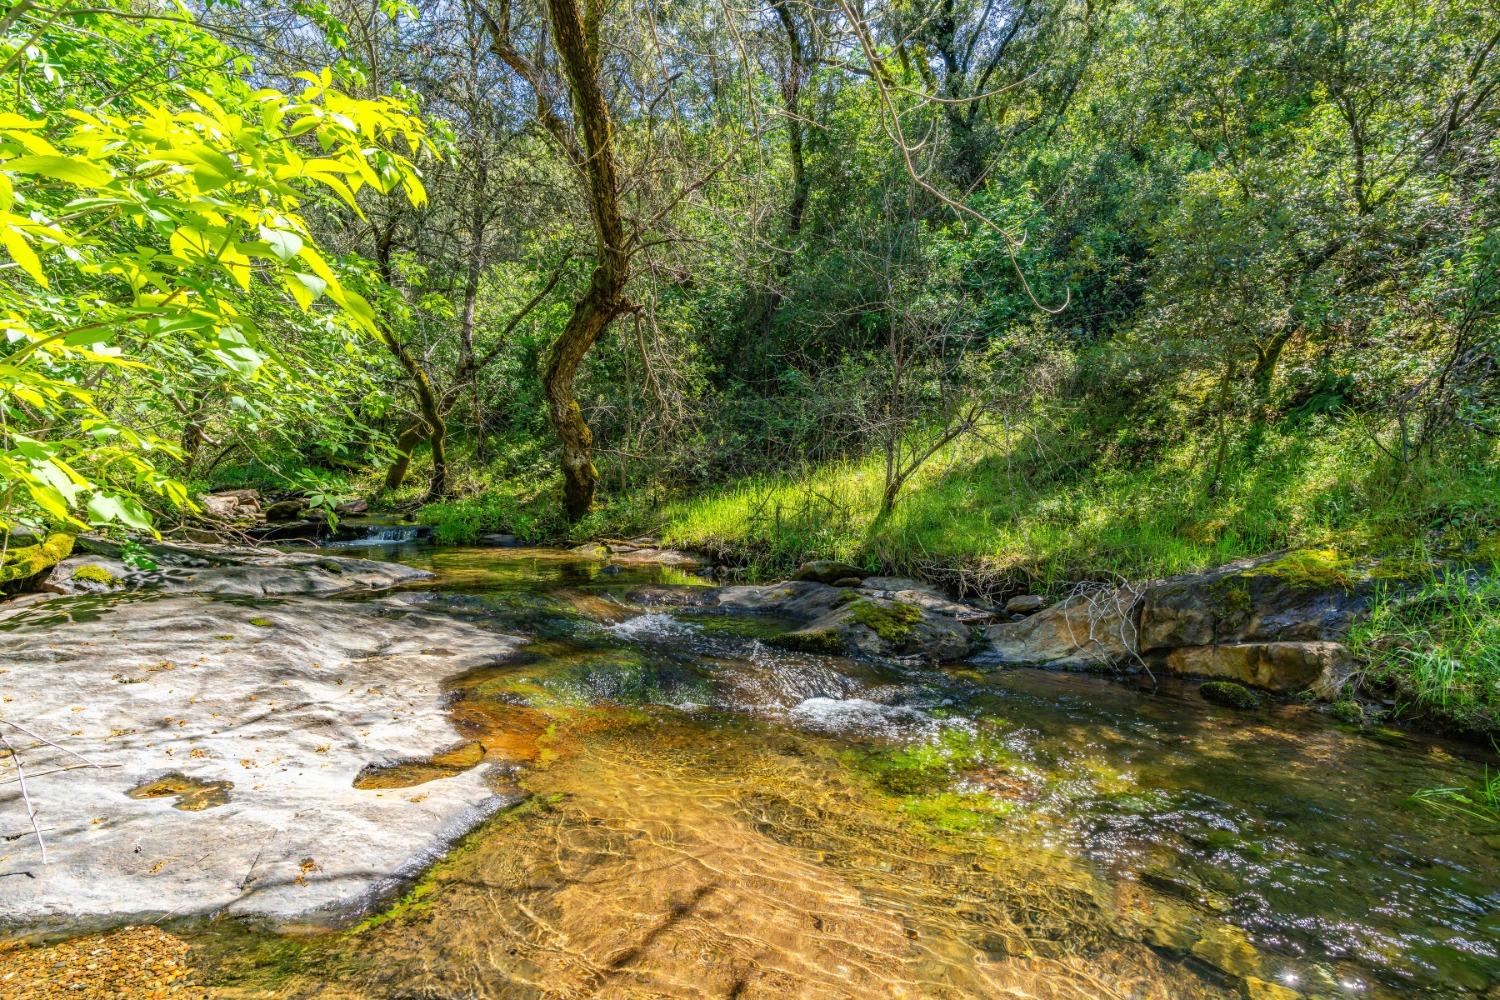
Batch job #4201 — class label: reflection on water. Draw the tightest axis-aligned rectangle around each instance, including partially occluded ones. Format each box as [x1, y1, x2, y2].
[40, 547, 1500, 997]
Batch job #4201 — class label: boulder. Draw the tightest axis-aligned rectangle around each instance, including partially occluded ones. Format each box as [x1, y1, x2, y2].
[199, 488, 261, 523]
[1165, 642, 1352, 695]
[791, 560, 866, 585]
[335, 498, 369, 516]
[1004, 594, 1046, 615]
[771, 594, 974, 663]
[717, 580, 854, 619]
[979, 589, 1137, 669]
[1139, 555, 1370, 649]
[263, 498, 308, 522]
[978, 551, 1399, 698]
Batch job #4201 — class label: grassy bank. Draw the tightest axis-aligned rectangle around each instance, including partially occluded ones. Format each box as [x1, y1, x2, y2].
[416, 417, 1493, 590]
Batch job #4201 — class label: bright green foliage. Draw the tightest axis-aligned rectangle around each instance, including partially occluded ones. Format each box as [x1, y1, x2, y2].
[1349, 571, 1500, 737]
[0, 530, 72, 587]
[0, 2, 429, 534]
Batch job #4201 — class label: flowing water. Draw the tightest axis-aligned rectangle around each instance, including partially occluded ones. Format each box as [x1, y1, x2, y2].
[34, 548, 1500, 997]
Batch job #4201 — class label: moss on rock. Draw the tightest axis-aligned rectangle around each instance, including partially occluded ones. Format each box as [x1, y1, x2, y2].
[768, 629, 845, 655]
[849, 598, 923, 644]
[1, 533, 75, 592]
[1256, 548, 1356, 591]
[1199, 680, 1261, 710]
[71, 563, 122, 587]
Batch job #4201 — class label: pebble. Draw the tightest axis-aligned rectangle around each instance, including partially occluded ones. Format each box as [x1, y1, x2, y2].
[0, 926, 209, 999]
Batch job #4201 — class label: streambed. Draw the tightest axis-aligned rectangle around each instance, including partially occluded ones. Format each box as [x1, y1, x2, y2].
[4, 545, 1497, 998]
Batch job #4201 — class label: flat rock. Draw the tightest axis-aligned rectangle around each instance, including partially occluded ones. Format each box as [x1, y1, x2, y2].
[51, 538, 430, 598]
[606, 546, 701, 568]
[861, 576, 939, 595]
[0, 591, 522, 931]
[716, 581, 854, 620]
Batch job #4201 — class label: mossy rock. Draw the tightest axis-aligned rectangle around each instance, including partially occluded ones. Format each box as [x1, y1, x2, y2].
[1199, 680, 1262, 710]
[768, 628, 845, 655]
[1331, 698, 1366, 725]
[1255, 547, 1358, 591]
[70, 563, 122, 588]
[0, 533, 75, 593]
[849, 598, 923, 644]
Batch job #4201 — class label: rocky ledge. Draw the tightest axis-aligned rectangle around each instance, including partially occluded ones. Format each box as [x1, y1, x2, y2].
[39, 536, 430, 598]
[979, 551, 1393, 696]
[0, 545, 518, 933]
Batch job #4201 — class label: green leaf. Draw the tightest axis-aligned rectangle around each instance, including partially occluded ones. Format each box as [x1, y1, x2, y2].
[4, 154, 112, 188]
[258, 224, 304, 263]
[87, 492, 154, 531]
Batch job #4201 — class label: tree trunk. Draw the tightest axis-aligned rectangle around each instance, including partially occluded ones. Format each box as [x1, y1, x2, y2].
[383, 419, 428, 492]
[541, 0, 631, 521]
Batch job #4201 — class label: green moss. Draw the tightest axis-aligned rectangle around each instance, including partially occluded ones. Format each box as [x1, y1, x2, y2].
[1256, 548, 1356, 590]
[1216, 578, 1253, 615]
[70, 563, 121, 587]
[0, 533, 75, 588]
[899, 791, 1011, 832]
[248, 616, 274, 628]
[768, 628, 845, 655]
[1199, 680, 1261, 710]
[849, 598, 923, 644]
[1332, 699, 1366, 725]
[855, 728, 1015, 796]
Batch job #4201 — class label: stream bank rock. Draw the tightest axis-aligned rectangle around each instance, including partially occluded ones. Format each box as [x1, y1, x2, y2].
[0, 589, 522, 932]
[980, 552, 1381, 695]
[41, 537, 429, 598]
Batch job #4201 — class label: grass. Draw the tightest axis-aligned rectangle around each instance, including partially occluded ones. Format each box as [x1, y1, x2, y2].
[1347, 570, 1500, 737]
[653, 418, 1498, 593]
[1412, 766, 1500, 827]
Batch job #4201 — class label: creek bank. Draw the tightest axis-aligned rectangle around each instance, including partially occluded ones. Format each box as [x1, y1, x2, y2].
[977, 551, 1407, 701]
[0, 543, 522, 933]
[37, 536, 430, 598]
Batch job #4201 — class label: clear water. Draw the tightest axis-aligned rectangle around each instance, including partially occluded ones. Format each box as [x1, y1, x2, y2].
[39, 547, 1500, 997]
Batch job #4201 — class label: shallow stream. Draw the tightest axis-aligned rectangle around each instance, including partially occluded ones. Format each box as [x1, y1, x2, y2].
[39, 547, 1500, 997]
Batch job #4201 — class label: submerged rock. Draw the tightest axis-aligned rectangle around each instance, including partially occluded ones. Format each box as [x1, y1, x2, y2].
[1198, 680, 1262, 710]
[0, 590, 522, 930]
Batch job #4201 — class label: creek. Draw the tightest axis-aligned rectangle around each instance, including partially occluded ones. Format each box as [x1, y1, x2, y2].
[8, 544, 1500, 998]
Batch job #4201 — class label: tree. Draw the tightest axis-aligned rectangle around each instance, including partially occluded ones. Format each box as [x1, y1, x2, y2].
[0, 1, 430, 534]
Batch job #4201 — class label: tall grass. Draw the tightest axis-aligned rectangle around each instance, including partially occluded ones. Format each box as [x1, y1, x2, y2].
[1348, 570, 1500, 736]
[656, 420, 1497, 592]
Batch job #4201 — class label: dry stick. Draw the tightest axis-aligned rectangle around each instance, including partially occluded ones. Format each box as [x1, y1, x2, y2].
[0, 728, 46, 864]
